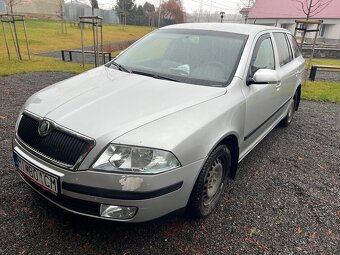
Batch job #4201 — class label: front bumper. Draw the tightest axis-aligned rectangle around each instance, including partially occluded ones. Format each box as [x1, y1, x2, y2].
[13, 138, 204, 222]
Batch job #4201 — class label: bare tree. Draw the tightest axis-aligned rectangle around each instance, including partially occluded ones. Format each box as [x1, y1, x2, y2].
[57, 0, 67, 34]
[239, 0, 256, 8]
[160, 0, 185, 24]
[293, 0, 333, 20]
[6, 0, 22, 14]
[89, 0, 99, 15]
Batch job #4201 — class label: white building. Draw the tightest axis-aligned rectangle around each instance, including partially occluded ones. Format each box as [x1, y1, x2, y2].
[245, 0, 340, 44]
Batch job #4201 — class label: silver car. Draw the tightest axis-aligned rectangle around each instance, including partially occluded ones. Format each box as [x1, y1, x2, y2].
[12, 23, 304, 222]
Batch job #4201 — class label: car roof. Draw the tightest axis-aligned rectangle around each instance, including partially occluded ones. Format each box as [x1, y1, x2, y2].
[160, 23, 287, 35]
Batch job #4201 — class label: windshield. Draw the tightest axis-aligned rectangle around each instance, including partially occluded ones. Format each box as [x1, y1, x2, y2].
[112, 29, 248, 87]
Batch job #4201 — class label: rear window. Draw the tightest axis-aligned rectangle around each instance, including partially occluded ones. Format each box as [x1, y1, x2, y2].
[273, 32, 293, 66]
[287, 34, 301, 58]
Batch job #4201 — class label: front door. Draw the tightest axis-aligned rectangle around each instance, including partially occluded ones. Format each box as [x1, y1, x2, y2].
[242, 33, 281, 144]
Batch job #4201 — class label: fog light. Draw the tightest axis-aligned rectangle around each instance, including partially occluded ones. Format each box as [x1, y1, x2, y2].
[100, 204, 137, 219]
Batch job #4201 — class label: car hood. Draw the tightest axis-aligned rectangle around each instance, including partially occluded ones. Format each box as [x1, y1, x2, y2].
[24, 66, 226, 141]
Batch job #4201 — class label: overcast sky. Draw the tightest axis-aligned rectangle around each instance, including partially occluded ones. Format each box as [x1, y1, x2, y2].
[87, 0, 244, 14]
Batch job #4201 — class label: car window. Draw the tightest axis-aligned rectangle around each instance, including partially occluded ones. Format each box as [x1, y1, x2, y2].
[114, 29, 248, 87]
[287, 33, 301, 58]
[273, 32, 293, 66]
[249, 34, 275, 76]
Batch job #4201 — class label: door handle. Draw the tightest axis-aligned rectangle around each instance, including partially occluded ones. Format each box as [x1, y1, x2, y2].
[275, 82, 282, 91]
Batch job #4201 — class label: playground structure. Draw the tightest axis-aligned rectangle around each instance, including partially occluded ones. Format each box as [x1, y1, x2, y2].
[79, 16, 104, 67]
[1, 14, 30, 61]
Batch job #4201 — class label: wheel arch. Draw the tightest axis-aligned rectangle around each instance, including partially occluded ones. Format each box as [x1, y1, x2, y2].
[217, 134, 239, 179]
[294, 84, 301, 111]
[201, 132, 240, 180]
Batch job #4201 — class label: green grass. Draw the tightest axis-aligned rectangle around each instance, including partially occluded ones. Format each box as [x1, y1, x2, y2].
[302, 81, 340, 104]
[0, 19, 151, 76]
[301, 58, 340, 104]
[0, 19, 152, 54]
[309, 58, 340, 66]
[0, 56, 93, 76]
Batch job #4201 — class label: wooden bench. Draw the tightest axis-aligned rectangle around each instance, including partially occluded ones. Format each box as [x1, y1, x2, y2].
[309, 64, 340, 81]
[61, 50, 112, 63]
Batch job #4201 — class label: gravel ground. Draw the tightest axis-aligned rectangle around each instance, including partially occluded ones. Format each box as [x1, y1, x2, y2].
[0, 72, 339, 255]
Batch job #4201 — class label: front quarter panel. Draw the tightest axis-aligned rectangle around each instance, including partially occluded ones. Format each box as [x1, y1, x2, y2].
[113, 78, 245, 167]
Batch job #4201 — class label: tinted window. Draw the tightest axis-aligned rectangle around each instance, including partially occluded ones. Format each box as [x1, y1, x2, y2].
[250, 34, 275, 76]
[287, 34, 301, 58]
[273, 32, 293, 66]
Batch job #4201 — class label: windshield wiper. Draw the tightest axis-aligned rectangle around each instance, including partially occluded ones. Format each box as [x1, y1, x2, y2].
[131, 70, 180, 82]
[110, 61, 131, 73]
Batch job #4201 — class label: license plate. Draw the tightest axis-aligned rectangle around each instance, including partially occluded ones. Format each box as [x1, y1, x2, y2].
[14, 153, 59, 195]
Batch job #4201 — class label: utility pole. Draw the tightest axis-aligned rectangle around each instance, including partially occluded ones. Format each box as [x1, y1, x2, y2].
[198, 0, 203, 22]
[158, 0, 162, 27]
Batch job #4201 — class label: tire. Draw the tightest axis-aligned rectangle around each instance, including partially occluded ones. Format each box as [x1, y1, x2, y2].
[187, 144, 231, 218]
[280, 97, 295, 128]
[294, 86, 301, 111]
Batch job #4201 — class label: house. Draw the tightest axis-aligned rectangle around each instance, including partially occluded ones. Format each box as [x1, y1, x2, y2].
[6, 0, 62, 19]
[64, 1, 119, 24]
[245, 0, 340, 44]
[0, 0, 7, 14]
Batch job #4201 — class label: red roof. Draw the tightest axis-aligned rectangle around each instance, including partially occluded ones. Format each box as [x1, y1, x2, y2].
[248, 0, 340, 19]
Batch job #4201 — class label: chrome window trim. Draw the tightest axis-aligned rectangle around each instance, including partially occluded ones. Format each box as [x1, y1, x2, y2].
[16, 110, 96, 171]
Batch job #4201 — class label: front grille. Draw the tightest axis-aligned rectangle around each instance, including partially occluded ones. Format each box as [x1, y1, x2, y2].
[17, 114, 90, 167]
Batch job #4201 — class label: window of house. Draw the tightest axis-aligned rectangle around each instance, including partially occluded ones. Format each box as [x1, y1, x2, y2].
[319, 24, 326, 37]
[273, 32, 293, 66]
[281, 24, 288, 29]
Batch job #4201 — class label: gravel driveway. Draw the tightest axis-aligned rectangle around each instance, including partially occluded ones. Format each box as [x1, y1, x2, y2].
[0, 72, 339, 254]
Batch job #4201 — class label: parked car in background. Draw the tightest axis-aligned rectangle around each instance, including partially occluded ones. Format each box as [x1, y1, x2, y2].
[13, 23, 304, 222]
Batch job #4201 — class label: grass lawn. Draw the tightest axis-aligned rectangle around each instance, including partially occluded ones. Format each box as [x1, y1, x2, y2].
[302, 58, 340, 104]
[0, 19, 152, 54]
[0, 19, 151, 76]
[302, 81, 340, 104]
[0, 56, 94, 76]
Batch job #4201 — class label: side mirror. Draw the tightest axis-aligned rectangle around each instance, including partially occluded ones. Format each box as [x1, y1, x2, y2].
[247, 69, 280, 85]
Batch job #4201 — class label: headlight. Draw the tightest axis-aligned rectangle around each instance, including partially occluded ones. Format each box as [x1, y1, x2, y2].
[92, 144, 181, 174]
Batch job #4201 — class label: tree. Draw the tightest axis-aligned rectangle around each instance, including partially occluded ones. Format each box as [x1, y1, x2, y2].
[89, 0, 99, 15]
[115, 0, 136, 14]
[6, 0, 22, 14]
[160, 0, 185, 24]
[136, 5, 145, 16]
[89, 0, 98, 9]
[143, 1, 155, 14]
[114, 0, 137, 24]
[293, 0, 333, 20]
[239, 0, 256, 8]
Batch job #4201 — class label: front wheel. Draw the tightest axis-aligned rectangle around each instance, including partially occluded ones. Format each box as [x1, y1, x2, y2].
[187, 144, 231, 218]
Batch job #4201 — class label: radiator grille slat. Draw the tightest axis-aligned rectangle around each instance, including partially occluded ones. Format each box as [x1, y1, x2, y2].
[17, 114, 90, 167]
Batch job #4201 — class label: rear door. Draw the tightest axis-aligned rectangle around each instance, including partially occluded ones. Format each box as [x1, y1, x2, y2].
[272, 32, 299, 105]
